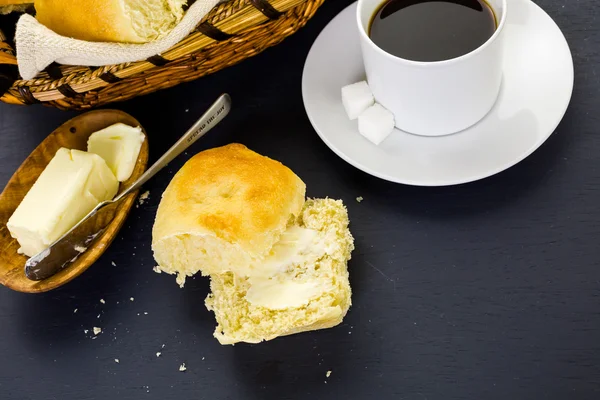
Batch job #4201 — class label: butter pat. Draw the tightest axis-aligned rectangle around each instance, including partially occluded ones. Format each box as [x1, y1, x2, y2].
[87, 123, 144, 182]
[7, 148, 118, 257]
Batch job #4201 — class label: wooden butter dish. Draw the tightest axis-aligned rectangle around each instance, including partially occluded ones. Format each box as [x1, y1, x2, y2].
[0, 110, 149, 293]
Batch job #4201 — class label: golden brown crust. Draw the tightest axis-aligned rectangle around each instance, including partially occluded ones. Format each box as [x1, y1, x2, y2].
[153, 143, 306, 257]
[34, 0, 144, 43]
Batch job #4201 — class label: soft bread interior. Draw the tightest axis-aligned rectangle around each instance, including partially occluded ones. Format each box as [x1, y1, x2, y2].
[154, 231, 264, 287]
[124, 0, 187, 42]
[154, 213, 300, 286]
[205, 198, 354, 345]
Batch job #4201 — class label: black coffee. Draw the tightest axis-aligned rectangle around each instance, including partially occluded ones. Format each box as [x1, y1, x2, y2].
[369, 0, 497, 62]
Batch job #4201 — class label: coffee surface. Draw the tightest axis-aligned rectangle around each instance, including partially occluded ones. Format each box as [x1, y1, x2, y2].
[369, 0, 497, 62]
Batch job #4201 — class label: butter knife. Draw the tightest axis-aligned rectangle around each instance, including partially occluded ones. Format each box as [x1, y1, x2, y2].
[25, 93, 232, 281]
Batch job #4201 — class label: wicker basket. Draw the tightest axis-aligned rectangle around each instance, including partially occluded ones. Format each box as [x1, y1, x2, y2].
[0, 0, 324, 110]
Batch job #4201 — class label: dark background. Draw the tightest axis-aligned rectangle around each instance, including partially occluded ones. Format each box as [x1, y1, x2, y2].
[1, 0, 599, 399]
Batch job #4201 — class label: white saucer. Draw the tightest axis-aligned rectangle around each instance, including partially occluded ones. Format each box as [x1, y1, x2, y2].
[302, 0, 574, 186]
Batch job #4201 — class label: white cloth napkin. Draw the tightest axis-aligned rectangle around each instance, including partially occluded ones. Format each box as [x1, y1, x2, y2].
[15, 0, 222, 80]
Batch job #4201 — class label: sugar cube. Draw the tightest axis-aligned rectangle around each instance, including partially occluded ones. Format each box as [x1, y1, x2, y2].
[358, 103, 395, 145]
[341, 81, 375, 120]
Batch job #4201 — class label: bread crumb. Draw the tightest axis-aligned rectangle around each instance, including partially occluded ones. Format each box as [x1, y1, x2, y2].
[130, 297, 134, 302]
[74, 308, 78, 313]
[156, 352, 161, 357]
[100, 299, 105, 304]
[326, 370, 332, 378]
[97, 314, 101, 319]
[202, 357, 205, 361]
[93, 327, 102, 335]
[153, 266, 162, 274]
[138, 191, 150, 205]
[144, 312, 148, 315]
[356, 196, 363, 203]
[161, 344, 165, 349]
[84, 329, 88, 334]
[111, 261, 116, 266]
[185, 109, 189, 113]
[115, 359, 119, 363]
[74, 245, 87, 253]
[179, 363, 187, 372]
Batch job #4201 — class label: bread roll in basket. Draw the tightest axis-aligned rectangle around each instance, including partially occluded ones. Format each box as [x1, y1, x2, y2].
[3, 0, 188, 43]
[34, 0, 188, 43]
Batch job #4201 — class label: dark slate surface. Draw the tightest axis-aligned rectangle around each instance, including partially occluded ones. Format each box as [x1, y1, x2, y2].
[0, 1, 599, 399]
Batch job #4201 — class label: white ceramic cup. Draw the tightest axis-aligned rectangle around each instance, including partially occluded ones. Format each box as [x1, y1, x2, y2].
[357, 0, 507, 136]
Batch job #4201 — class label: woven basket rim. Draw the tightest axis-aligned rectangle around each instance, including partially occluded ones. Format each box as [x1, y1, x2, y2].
[0, 0, 324, 108]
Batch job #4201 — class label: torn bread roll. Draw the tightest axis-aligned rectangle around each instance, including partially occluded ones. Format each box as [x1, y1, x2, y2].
[34, 0, 188, 43]
[206, 198, 354, 344]
[152, 144, 354, 344]
[152, 143, 307, 286]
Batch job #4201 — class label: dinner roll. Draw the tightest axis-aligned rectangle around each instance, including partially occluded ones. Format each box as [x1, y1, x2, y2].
[34, 0, 188, 43]
[152, 143, 306, 286]
[152, 144, 354, 344]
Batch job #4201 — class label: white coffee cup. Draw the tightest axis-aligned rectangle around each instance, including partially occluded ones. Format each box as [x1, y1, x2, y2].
[357, 0, 507, 137]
